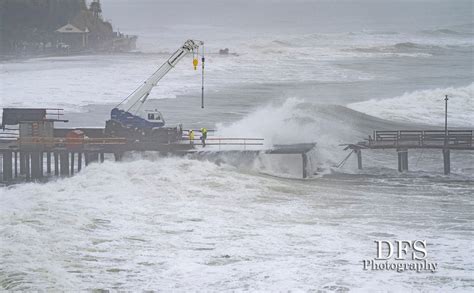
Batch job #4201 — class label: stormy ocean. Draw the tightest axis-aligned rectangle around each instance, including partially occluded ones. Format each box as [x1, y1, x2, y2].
[1, 0, 473, 291]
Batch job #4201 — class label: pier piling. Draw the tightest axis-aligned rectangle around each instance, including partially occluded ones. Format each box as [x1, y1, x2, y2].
[114, 152, 123, 162]
[54, 152, 59, 176]
[46, 152, 51, 174]
[30, 152, 41, 179]
[302, 153, 308, 178]
[397, 149, 408, 172]
[2, 151, 13, 182]
[25, 153, 30, 180]
[70, 152, 75, 175]
[355, 149, 363, 170]
[14, 151, 18, 178]
[78, 153, 83, 171]
[40, 152, 44, 176]
[443, 148, 450, 175]
[60, 152, 69, 176]
[19, 152, 26, 175]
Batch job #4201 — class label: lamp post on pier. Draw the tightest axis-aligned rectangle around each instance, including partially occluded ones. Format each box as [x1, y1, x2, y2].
[443, 94, 450, 175]
[445, 94, 448, 146]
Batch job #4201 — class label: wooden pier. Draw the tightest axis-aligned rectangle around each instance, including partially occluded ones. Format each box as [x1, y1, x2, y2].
[345, 130, 473, 174]
[0, 126, 267, 183]
[0, 126, 317, 183]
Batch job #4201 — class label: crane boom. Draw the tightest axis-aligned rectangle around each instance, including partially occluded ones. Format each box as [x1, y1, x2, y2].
[119, 39, 204, 114]
[105, 39, 205, 143]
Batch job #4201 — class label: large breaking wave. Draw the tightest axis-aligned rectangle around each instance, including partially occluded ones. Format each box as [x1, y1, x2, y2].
[348, 83, 474, 127]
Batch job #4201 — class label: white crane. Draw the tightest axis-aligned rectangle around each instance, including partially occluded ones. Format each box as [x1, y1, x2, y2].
[110, 39, 204, 130]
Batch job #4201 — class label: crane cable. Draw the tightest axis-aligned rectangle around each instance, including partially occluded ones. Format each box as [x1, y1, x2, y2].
[201, 45, 205, 109]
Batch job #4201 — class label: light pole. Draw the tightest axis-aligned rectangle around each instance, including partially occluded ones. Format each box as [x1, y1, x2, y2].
[443, 94, 450, 175]
[444, 95, 448, 147]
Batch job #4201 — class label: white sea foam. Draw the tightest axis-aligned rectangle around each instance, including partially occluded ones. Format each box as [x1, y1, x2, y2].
[348, 83, 474, 127]
[1, 155, 472, 290]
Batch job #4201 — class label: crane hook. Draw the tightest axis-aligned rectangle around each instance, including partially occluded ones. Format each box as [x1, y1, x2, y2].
[192, 49, 198, 70]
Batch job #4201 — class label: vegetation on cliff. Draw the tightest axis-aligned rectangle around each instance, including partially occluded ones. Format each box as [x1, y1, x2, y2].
[0, 0, 133, 54]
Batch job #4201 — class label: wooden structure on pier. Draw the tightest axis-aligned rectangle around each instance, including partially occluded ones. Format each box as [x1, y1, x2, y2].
[345, 130, 473, 174]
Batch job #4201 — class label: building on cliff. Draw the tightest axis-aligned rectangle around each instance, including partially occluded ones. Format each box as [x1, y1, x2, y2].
[55, 23, 89, 51]
[0, 0, 137, 56]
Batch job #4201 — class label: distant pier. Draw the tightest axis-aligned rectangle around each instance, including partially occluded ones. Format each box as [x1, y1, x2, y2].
[345, 130, 473, 174]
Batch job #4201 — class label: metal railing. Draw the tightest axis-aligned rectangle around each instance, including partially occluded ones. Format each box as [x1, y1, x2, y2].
[182, 137, 264, 150]
[369, 130, 473, 148]
[18, 136, 127, 146]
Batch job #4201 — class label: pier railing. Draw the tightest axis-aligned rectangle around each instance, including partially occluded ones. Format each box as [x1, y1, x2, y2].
[184, 137, 265, 150]
[368, 130, 473, 149]
[7, 136, 264, 151]
[18, 137, 127, 150]
[344, 129, 473, 175]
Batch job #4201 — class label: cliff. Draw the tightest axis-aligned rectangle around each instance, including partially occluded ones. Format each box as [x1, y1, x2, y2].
[0, 0, 136, 55]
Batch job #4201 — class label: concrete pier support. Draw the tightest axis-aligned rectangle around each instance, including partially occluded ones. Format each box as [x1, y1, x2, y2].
[70, 153, 75, 175]
[302, 153, 308, 179]
[25, 153, 30, 180]
[397, 149, 408, 172]
[114, 152, 123, 162]
[443, 148, 451, 175]
[39, 152, 44, 176]
[78, 153, 83, 171]
[14, 152, 18, 178]
[2, 151, 13, 182]
[100, 153, 105, 163]
[19, 152, 26, 175]
[60, 152, 69, 176]
[355, 149, 362, 170]
[30, 152, 42, 180]
[46, 152, 51, 174]
[54, 152, 59, 176]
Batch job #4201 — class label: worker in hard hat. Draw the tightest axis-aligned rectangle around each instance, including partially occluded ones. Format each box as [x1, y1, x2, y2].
[189, 130, 195, 145]
[200, 128, 208, 147]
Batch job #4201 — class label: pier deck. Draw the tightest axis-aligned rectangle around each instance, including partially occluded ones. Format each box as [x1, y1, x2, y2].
[0, 127, 316, 183]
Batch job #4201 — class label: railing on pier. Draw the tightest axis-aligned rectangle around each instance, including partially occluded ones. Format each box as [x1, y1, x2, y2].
[44, 108, 67, 122]
[18, 137, 127, 148]
[343, 129, 474, 175]
[183, 137, 265, 150]
[11, 136, 264, 151]
[367, 130, 473, 149]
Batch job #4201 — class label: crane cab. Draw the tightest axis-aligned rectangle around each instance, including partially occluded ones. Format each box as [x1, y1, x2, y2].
[109, 107, 165, 130]
[143, 109, 165, 126]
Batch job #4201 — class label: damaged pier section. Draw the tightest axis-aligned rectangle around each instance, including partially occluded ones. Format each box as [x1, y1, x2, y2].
[345, 130, 473, 175]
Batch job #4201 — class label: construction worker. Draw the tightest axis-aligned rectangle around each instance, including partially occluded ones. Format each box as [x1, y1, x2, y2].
[189, 130, 195, 145]
[200, 128, 208, 147]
